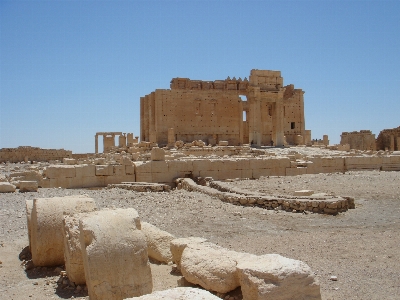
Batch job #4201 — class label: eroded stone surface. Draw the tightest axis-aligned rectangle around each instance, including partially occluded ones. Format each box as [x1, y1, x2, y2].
[124, 287, 220, 300]
[79, 208, 152, 300]
[30, 195, 96, 267]
[141, 222, 175, 263]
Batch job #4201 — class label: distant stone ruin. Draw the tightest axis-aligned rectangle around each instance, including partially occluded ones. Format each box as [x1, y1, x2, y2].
[376, 126, 400, 151]
[140, 69, 311, 147]
[340, 126, 400, 151]
[0, 146, 72, 163]
[340, 130, 376, 151]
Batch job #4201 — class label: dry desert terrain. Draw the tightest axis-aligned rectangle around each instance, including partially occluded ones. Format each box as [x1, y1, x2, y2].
[1, 168, 400, 299]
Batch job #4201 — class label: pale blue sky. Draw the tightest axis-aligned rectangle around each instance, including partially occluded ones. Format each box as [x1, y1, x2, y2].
[1, 0, 399, 153]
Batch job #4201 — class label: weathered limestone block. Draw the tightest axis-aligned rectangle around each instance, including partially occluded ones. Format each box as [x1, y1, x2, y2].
[79, 208, 152, 300]
[180, 242, 241, 293]
[19, 181, 38, 192]
[170, 237, 207, 271]
[95, 165, 113, 176]
[141, 222, 175, 263]
[151, 147, 165, 161]
[62, 213, 89, 285]
[26, 200, 33, 250]
[125, 164, 136, 175]
[44, 165, 76, 178]
[237, 254, 321, 300]
[30, 195, 96, 267]
[9, 170, 44, 188]
[293, 190, 314, 196]
[0, 182, 16, 193]
[124, 287, 220, 299]
[75, 164, 96, 177]
[63, 158, 77, 165]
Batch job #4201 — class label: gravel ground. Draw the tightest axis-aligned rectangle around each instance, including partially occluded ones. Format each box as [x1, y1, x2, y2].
[1, 169, 400, 299]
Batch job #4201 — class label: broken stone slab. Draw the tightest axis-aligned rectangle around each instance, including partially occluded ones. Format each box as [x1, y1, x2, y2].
[236, 254, 321, 300]
[141, 222, 175, 263]
[293, 190, 314, 196]
[124, 287, 220, 299]
[170, 237, 207, 271]
[30, 195, 97, 267]
[151, 147, 165, 161]
[62, 213, 88, 285]
[0, 182, 16, 193]
[19, 181, 38, 192]
[180, 241, 243, 294]
[79, 208, 152, 300]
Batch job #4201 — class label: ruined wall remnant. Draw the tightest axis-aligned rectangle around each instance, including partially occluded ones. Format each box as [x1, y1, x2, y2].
[0, 146, 72, 163]
[340, 130, 376, 151]
[376, 126, 400, 151]
[95, 132, 137, 154]
[140, 69, 309, 147]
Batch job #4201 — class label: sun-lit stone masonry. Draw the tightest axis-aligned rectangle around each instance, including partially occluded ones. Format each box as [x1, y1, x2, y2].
[141, 69, 311, 147]
[376, 126, 400, 151]
[340, 130, 376, 151]
[177, 178, 353, 215]
[0, 146, 72, 163]
[108, 182, 171, 192]
[95, 132, 138, 153]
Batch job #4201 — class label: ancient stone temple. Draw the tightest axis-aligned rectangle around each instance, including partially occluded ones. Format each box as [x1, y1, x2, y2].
[376, 126, 400, 151]
[140, 69, 310, 147]
[340, 130, 376, 151]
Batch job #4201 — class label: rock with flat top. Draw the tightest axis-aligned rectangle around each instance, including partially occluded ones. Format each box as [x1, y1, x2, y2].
[141, 222, 175, 263]
[0, 182, 16, 193]
[236, 253, 321, 300]
[124, 287, 220, 299]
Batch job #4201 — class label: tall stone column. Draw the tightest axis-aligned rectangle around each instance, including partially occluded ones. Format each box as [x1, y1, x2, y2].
[274, 100, 284, 147]
[390, 135, 395, 151]
[248, 89, 262, 147]
[95, 134, 98, 154]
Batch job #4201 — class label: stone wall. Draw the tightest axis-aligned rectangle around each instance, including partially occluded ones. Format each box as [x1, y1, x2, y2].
[0, 146, 72, 163]
[37, 154, 400, 189]
[340, 130, 376, 151]
[141, 69, 309, 147]
[376, 126, 400, 151]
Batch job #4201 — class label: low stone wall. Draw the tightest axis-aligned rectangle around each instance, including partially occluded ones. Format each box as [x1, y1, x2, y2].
[12, 153, 400, 189]
[108, 182, 170, 192]
[0, 146, 72, 163]
[177, 178, 354, 215]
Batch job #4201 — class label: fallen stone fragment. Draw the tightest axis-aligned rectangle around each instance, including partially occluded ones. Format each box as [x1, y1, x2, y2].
[19, 181, 38, 192]
[180, 242, 242, 294]
[236, 254, 321, 300]
[0, 182, 16, 193]
[124, 287, 220, 299]
[30, 195, 97, 267]
[170, 237, 207, 271]
[141, 222, 175, 263]
[79, 208, 152, 300]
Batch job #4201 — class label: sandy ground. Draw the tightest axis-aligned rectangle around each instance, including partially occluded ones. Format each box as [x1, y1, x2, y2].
[1, 169, 400, 299]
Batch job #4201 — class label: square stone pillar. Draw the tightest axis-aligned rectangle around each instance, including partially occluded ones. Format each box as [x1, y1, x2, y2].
[95, 134, 99, 154]
[168, 128, 175, 146]
[390, 135, 395, 151]
[273, 100, 285, 147]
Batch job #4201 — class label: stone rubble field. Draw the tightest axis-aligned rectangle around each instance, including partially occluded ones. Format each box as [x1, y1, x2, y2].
[1, 168, 400, 299]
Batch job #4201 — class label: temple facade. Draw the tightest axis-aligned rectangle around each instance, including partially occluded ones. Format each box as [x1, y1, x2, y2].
[140, 69, 310, 147]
